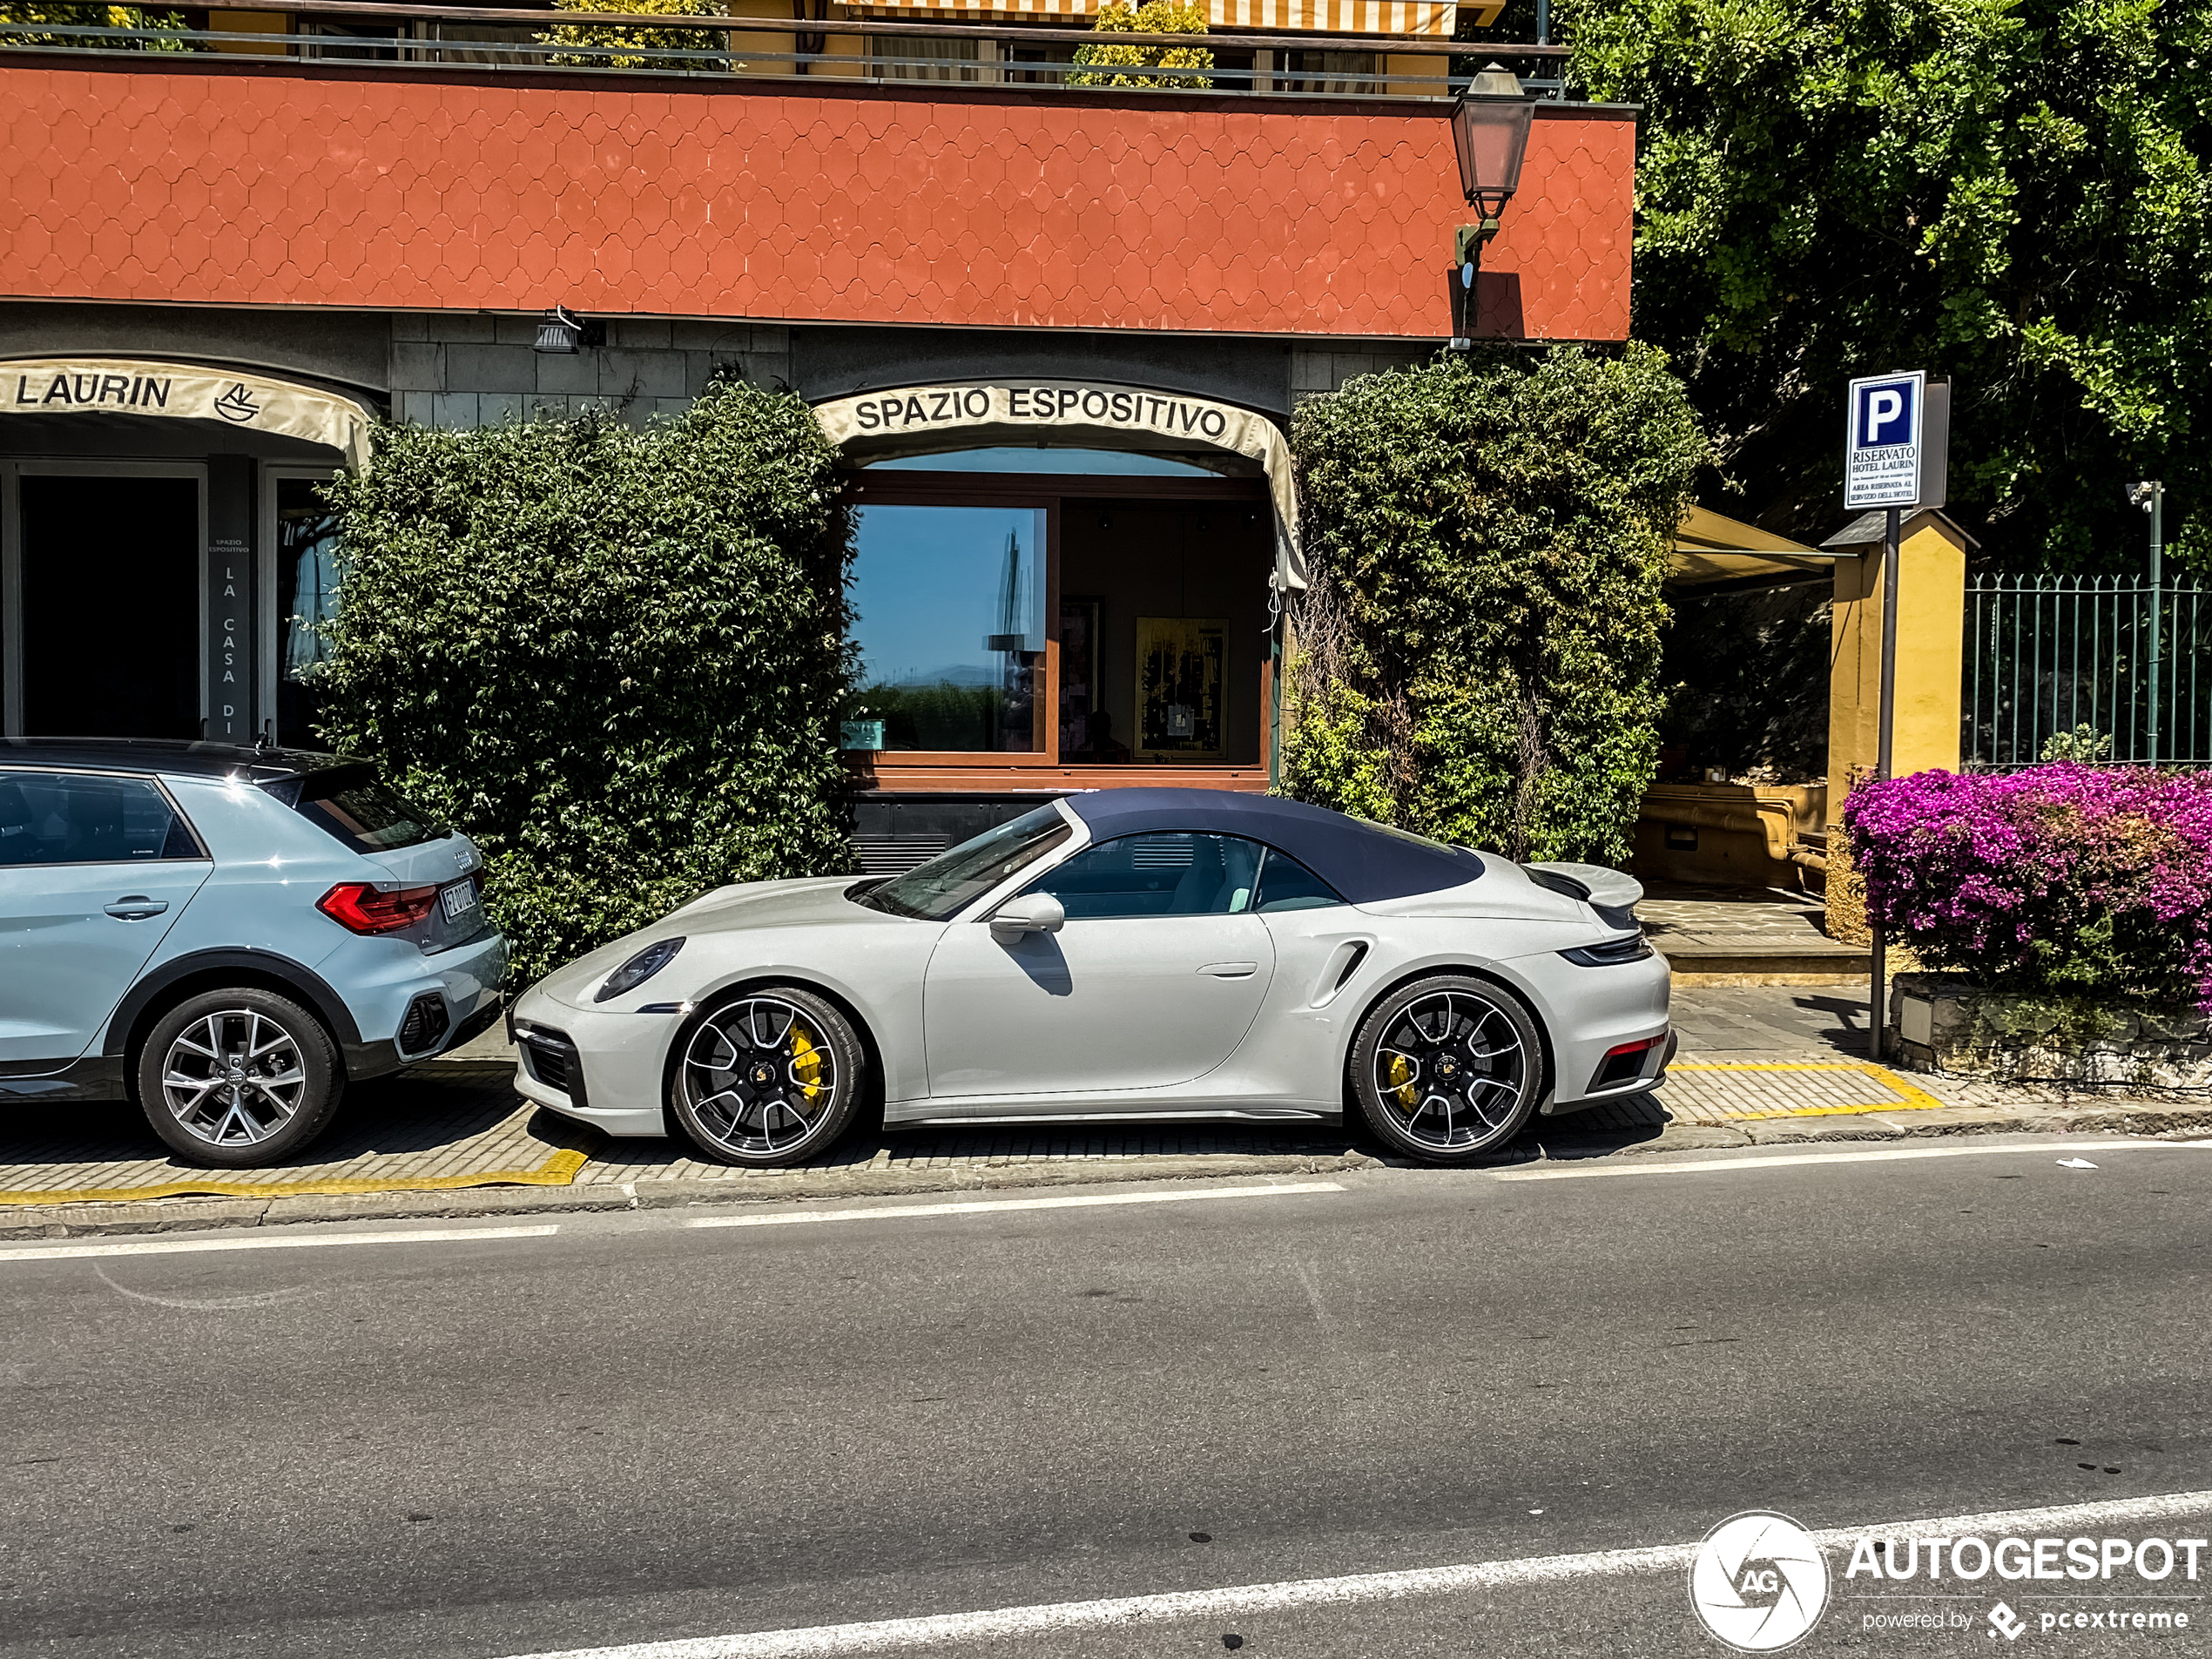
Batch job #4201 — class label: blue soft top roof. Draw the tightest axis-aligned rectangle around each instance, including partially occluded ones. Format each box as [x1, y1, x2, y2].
[1062, 789, 1485, 904]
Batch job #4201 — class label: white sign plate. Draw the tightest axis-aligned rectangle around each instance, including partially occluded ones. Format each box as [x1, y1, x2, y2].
[1844, 370, 1925, 509]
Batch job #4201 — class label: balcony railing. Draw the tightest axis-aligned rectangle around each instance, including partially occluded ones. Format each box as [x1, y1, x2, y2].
[0, 0, 1568, 100]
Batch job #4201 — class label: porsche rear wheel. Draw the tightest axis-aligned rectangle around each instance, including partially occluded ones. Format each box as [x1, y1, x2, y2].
[1350, 975, 1544, 1163]
[670, 988, 866, 1167]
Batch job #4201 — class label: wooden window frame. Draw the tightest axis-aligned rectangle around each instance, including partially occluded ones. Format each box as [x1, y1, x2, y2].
[841, 469, 1271, 774]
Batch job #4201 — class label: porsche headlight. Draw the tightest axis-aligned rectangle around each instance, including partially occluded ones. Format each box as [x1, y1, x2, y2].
[595, 937, 685, 1002]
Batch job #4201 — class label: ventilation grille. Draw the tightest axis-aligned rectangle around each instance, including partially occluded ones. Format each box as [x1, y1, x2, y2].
[853, 834, 948, 875]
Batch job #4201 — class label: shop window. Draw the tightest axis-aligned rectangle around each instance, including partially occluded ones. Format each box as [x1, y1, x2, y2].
[849, 504, 1048, 752]
[276, 477, 347, 750]
[869, 35, 981, 80]
[1021, 833, 1264, 919]
[1284, 50, 1377, 93]
[1003, 39, 1076, 84]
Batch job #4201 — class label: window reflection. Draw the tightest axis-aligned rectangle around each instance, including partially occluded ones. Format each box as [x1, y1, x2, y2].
[277, 476, 347, 750]
[848, 504, 1048, 752]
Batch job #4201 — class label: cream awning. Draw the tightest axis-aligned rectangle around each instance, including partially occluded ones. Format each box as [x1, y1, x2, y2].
[847, 0, 1460, 37]
[1, 358, 373, 470]
[1670, 503, 1844, 590]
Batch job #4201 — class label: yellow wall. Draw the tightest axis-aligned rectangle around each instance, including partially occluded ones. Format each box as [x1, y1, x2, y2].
[207, 9, 292, 54]
[1384, 51, 1449, 98]
[1828, 513, 1967, 815]
[727, 0, 795, 76]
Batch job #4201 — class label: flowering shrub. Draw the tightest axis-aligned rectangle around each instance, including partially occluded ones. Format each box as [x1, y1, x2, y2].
[1845, 766, 2212, 1008]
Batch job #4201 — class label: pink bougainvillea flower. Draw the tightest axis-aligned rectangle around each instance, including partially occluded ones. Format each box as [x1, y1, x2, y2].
[1844, 765, 2212, 1009]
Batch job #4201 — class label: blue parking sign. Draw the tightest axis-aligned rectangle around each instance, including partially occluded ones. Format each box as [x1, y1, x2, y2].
[1844, 370, 1925, 509]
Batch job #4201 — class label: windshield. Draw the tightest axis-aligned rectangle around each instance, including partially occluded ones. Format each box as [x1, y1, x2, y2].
[855, 804, 1075, 921]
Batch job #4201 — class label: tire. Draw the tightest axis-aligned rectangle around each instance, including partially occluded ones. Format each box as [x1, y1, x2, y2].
[670, 987, 867, 1167]
[134, 988, 345, 1168]
[1349, 974, 1546, 1163]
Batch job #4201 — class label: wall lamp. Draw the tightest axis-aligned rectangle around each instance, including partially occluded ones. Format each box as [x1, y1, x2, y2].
[534, 305, 605, 354]
[1447, 64, 1534, 349]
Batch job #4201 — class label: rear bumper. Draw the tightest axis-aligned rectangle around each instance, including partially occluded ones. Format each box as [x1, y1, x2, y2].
[341, 929, 510, 1081]
[1510, 947, 1673, 1112]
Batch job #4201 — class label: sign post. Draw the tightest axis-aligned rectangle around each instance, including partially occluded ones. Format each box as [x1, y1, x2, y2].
[1844, 372, 1929, 1061]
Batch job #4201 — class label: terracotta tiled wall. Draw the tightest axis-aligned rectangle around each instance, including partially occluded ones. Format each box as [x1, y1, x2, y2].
[2, 63, 1632, 341]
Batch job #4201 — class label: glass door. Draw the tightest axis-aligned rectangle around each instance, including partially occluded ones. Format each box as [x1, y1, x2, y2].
[9, 470, 202, 739]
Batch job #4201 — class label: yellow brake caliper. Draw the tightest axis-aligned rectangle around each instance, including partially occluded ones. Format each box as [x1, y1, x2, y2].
[788, 1025, 823, 1107]
[1387, 1054, 1417, 1111]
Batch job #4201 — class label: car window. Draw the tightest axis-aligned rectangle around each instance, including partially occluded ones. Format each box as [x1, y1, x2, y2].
[0, 770, 200, 867]
[272, 765, 450, 853]
[1252, 846, 1346, 912]
[1021, 833, 1264, 920]
[855, 804, 1074, 921]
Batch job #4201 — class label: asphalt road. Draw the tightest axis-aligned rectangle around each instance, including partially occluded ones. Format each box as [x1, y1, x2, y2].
[6, 1136, 2212, 1659]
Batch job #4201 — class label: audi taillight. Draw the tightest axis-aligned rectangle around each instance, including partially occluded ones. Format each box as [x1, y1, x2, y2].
[317, 882, 440, 934]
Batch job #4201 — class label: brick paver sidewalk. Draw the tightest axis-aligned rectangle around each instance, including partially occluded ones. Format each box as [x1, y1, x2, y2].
[4, 983, 2204, 1228]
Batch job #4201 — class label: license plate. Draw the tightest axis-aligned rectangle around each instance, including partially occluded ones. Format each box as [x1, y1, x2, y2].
[440, 879, 479, 922]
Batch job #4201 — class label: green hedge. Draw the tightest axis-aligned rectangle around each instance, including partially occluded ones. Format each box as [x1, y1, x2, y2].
[316, 384, 855, 986]
[1283, 346, 1709, 864]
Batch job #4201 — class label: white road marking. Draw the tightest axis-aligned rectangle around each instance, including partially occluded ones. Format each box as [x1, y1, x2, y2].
[1494, 1140, 2193, 1182]
[493, 1490, 2212, 1659]
[0, 1224, 558, 1264]
[685, 1182, 1345, 1230]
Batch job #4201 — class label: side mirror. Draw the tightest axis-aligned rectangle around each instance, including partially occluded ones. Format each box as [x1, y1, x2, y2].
[988, 893, 1065, 943]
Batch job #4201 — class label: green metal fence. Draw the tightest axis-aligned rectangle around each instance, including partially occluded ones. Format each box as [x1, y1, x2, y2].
[1966, 574, 2212, 765]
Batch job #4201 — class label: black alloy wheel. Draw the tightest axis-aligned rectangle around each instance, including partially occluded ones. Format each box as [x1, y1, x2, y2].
[1349, 974, 1545, 1162]
[669, 986, 866, 1167]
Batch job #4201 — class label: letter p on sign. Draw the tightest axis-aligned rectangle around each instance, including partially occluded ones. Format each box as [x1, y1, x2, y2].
[1844, 370, 1925, 509]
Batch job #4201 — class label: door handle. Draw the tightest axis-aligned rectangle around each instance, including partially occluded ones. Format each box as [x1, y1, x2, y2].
[1198, 961, 1258, 978]
[105, 897, 168, 921]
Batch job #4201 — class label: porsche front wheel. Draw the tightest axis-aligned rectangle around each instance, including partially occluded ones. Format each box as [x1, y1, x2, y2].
[1350, 975, 1545, 1163]
[670, 988, 866, 1167]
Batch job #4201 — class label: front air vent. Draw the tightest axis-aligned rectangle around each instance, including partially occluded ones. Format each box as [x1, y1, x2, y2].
[1333, 941, 1370, 990]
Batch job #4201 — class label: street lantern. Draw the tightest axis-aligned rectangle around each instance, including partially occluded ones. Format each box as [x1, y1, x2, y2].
[1447, 64, 1534, 349]
[1450, 64, 1534, 247]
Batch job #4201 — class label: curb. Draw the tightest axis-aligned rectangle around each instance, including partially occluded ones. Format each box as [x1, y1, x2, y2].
[3, 1101, 2206, 1239]
[0, 1150, 1387, 1239]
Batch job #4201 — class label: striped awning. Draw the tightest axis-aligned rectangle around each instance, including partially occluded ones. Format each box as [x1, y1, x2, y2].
[846, 0, 1459, 37]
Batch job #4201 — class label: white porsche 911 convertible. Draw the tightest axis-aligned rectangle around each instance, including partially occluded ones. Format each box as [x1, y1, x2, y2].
[509, 789, 1671, 1166]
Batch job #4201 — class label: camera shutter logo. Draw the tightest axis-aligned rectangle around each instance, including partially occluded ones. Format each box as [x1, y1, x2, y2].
[1689, 1511, 1831, 1651]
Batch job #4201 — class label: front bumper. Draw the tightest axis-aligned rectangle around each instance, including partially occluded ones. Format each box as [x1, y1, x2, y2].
[508, 982, 680, 1138]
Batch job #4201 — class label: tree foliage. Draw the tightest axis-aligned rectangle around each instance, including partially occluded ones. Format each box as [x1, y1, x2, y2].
[316, 384, 854, 985]
[538, 0, 731, 71]
[1556, 0, 2212, 571]
[1283, 347, 1711, 864]
[1069, 0, 1213, 90]
[0, 3, 198, 49]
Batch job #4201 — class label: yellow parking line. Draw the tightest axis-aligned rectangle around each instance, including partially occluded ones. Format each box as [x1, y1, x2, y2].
[0, 1147, 590, 1208]
[1667, 1060, 1946, 1119]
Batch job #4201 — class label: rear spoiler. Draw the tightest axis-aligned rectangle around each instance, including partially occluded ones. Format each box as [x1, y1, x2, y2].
[1522, 861, 1644, 912]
